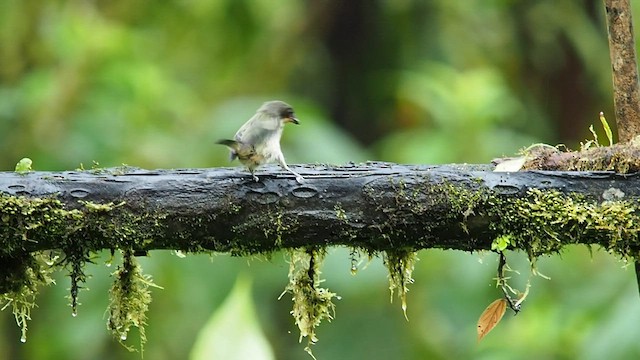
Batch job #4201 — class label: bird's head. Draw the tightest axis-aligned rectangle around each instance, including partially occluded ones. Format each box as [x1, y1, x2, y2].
[260, 100, 299, 125]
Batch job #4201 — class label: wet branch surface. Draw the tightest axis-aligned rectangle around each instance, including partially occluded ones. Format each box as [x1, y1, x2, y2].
[1, 163, 639, 254]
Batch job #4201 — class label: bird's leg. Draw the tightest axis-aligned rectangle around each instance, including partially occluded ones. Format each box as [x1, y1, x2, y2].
[249, 169, 259, 182]
[277, 154, 304, 183]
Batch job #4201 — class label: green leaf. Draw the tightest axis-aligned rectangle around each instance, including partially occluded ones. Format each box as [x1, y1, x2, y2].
[14, 158, 33, 173]
[491, 235, 512, 251]
[599, 112, 614, 146]
[190, 275, 274, 360]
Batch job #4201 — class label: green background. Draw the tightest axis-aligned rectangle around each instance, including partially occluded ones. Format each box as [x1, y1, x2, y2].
[1, 1, 639, 359]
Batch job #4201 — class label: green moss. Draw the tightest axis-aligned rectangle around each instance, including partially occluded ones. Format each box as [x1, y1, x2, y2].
[0, 193, 169, 344]
[0, 194, 89, 333]
[428, 181, 639, 265]
[442, 182, 490, 219]
[0, 251, 56, 343]
[231, 208, 299, 254]
[80, 200, 126, 212]
[0, 194, 163, 256]
[107, 249, 161, 354]
[65, 251, 89, 317]
[280, 248, 339, 359]
[488, 188, 639, 261]
[362, 178, 489, 251]
[521, 139, 640, 173]
[219, 194, 242, 215]
[363, 179, 432, 247]
[348, 247, 375, 275]
[334, 204, 347, 222]
[0, 195, 83, 256]
[269, 212, 293, 247]
[383, 249, 417, 319]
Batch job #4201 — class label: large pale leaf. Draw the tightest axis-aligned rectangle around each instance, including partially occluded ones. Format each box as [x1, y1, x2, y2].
[190, 275, 274, 360]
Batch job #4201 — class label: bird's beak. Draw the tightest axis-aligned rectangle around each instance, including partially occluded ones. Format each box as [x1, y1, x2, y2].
[284, 116, 300, 125]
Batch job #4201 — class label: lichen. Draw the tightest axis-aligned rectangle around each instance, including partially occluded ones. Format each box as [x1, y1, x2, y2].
[383, 249, 417, 319]
[107, 249, 161, 354]
[280, 248, 339, 359]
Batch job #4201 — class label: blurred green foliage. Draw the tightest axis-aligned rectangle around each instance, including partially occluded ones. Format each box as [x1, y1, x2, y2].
[1, 0, 639, 359]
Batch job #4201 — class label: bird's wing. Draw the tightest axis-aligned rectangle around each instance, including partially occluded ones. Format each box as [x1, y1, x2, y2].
[234, 112, 280, 145]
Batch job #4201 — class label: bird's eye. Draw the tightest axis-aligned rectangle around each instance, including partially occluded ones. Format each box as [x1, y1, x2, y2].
[281, 108, 294, 118]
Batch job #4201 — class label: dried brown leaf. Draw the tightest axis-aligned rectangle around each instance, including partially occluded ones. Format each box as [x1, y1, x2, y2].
[477, 298, 507, 342]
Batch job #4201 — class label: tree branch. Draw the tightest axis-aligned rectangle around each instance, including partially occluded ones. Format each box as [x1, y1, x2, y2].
[605, 0, 640, 142]
[1, 163, 639, 257]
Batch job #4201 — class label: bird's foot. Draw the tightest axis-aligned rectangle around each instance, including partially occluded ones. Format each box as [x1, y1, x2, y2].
[295, 175, 305, 184]
[252, 174, 259, 182]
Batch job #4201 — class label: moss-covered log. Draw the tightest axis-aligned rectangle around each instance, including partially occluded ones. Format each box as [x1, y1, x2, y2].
[1, 163, 640, 257]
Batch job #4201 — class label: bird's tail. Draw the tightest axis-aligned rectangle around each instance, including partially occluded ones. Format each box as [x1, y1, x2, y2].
[216, 139, 239, 161]
[216, 139, 238, 148]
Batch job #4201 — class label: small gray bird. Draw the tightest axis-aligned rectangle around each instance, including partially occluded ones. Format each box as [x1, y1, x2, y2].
[217, 100, 305, 183]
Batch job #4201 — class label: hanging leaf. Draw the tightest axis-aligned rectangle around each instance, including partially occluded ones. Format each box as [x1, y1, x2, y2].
[476, 298, 507, 342]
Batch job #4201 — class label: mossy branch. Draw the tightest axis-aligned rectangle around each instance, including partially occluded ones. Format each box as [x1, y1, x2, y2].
[0, 163, 639, 256]
[2, 161, 640, 352]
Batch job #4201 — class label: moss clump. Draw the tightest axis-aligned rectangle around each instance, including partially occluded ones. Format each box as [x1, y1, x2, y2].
[107, 249, 161, 354]
[489, 188, 639, 261]
[0, 191, 173, 352]
[0, 251, 56, 342]
[334, 204, 348, 222]
[521, 139, 640, 173]
[63, 249, 91, 317]
[280, 248, 339, 359]
[443, 182, 490, 220]
[268, 212, 293, 247]
[0, 193, 167, 346]
[0, 195, 83, 256]
[348, 247, 375, 275]
[383, 249, 417, 319]
[80, 200, 125, 212]
[229, 207, 301, 255]
[361, 177, 491, 252]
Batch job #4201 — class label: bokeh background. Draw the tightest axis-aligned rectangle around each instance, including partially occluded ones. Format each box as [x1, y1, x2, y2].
[2, 0, 640, 359]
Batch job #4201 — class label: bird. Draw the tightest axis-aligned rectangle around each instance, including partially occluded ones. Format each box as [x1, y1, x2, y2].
[217, 100, 305, 183]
